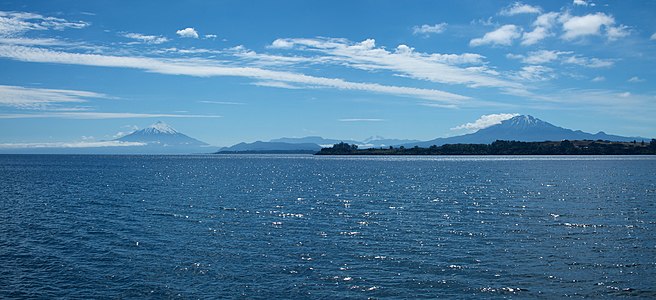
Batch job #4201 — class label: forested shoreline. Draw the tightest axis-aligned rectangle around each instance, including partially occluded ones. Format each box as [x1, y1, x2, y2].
[317, 140, 656, 155]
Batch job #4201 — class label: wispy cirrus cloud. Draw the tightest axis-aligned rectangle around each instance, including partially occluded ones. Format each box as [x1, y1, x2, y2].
[198, 100, 246, 105]
[122, 32, 169, 44]
[507, 50, 570, 64]
[0, 140, 145, 149]
[0, 37, 73, 46]
[562, 55, 614, 68]
[0, 11, 89, 49]
[0, 84, 107, 110]
[0, 11, 88, 36]
[268, 37, 521, 92]
[0, 44, 471, 104]
[512, 65, 555, 81]
[412, 23, 447, 36]
[338, 118, 385, 122]
[0, 112, 222, 119]
[507, 50, 614, 68]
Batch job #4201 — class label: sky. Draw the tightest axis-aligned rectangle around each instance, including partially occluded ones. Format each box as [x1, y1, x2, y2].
[0, 0, 654, 147]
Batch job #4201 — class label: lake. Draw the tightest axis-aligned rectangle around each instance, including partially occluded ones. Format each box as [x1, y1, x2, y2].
[1, 155, 655, 298]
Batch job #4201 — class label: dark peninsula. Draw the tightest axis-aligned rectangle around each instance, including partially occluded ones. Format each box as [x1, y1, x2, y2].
[316, 140, 656, 155]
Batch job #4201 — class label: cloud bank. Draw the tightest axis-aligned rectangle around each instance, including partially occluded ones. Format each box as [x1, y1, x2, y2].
[452, 113, 519, 131]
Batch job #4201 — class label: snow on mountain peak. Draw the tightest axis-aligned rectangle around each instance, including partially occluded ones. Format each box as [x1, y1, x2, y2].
[505, 115, 543, 126]
[134, 121, 180, 135]
[146, 121, 178, 134]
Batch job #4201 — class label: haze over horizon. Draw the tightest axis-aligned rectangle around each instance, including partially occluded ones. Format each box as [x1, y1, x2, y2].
[1, 0, 654, 147]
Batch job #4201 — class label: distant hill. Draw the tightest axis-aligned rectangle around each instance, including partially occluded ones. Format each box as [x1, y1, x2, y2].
[270, 136, 360, 146]
[361, 137, 421, 147]
[217, 141, 322, 153]
[403, 115, 649, 147]
[269, 136, 420, 148]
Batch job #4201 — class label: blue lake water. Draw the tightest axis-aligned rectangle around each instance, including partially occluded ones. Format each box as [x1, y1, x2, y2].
[1, 154, 655, 298]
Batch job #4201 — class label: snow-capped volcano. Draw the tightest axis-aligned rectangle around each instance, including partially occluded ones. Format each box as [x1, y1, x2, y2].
[116, 121, 208, 146]
[405, 115, 648, 147]
[140, 121, 179, 135]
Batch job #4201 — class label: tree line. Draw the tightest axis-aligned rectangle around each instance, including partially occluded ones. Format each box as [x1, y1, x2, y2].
[316, 140, 656, 155]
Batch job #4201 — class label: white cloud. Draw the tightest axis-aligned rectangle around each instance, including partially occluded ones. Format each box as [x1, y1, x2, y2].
[123, 32, 168, 44]
[573, 0, 589, 6]
[252, 81, 302, 89]
[112, 125, 139, 139]
[509, 65, 556, 81]
[158, 47, 221, 55]
[499, 2, 541, 16]
[0, 84, 107, 109]
[267, 38, 522, 92]
[451, 113, 519, 131]
[508, 50, 572, 64]
[514, 65, 555, 81]
[203, 34, 217, 39]
[0, 44, 470, 103]
[532, 89, 654, 111]
[562, 55, 613, 68]
[199, 100, 245, 105]
[521, 12, 559, 45]
[176, 27, 199, 38]
[0, 11, 88, 36]
[412, 23, 447, 35]
[418, 102, 458, 109]
[338, 118, 385, 122]
[0, 140, 145, 149]
[507, 50, 612, 69]
[270, 39, 294, 49]
[561, 12, 614, 40]
[0, 37, 72, 46]
[470, 25, 521, 47]
[651, 33, 656, 40]
[591, 76, 605, 82]
[0, 112, 222, 119]
[521, 27, 549, 46]
[628, 76, 644, 83]
[229, 46, 327, 67]
[606, 25, 630, 41]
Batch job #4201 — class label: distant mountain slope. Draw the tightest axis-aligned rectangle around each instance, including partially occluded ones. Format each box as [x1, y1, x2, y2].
[219, 141, 322, 152]
[270, 136, 360, 146]
[361, 137, 422, 147]
[405, 115, 649, 147]
[117, 121, 208, 146]
[270, 136, 420, 148]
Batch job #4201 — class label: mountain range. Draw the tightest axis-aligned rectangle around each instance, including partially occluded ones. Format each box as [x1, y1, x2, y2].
[0, 116, 650, 154]
[229, 115, 648, 152]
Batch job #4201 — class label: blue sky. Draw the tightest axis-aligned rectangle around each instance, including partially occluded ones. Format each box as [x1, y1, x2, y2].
[0, 0, 654, 147]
